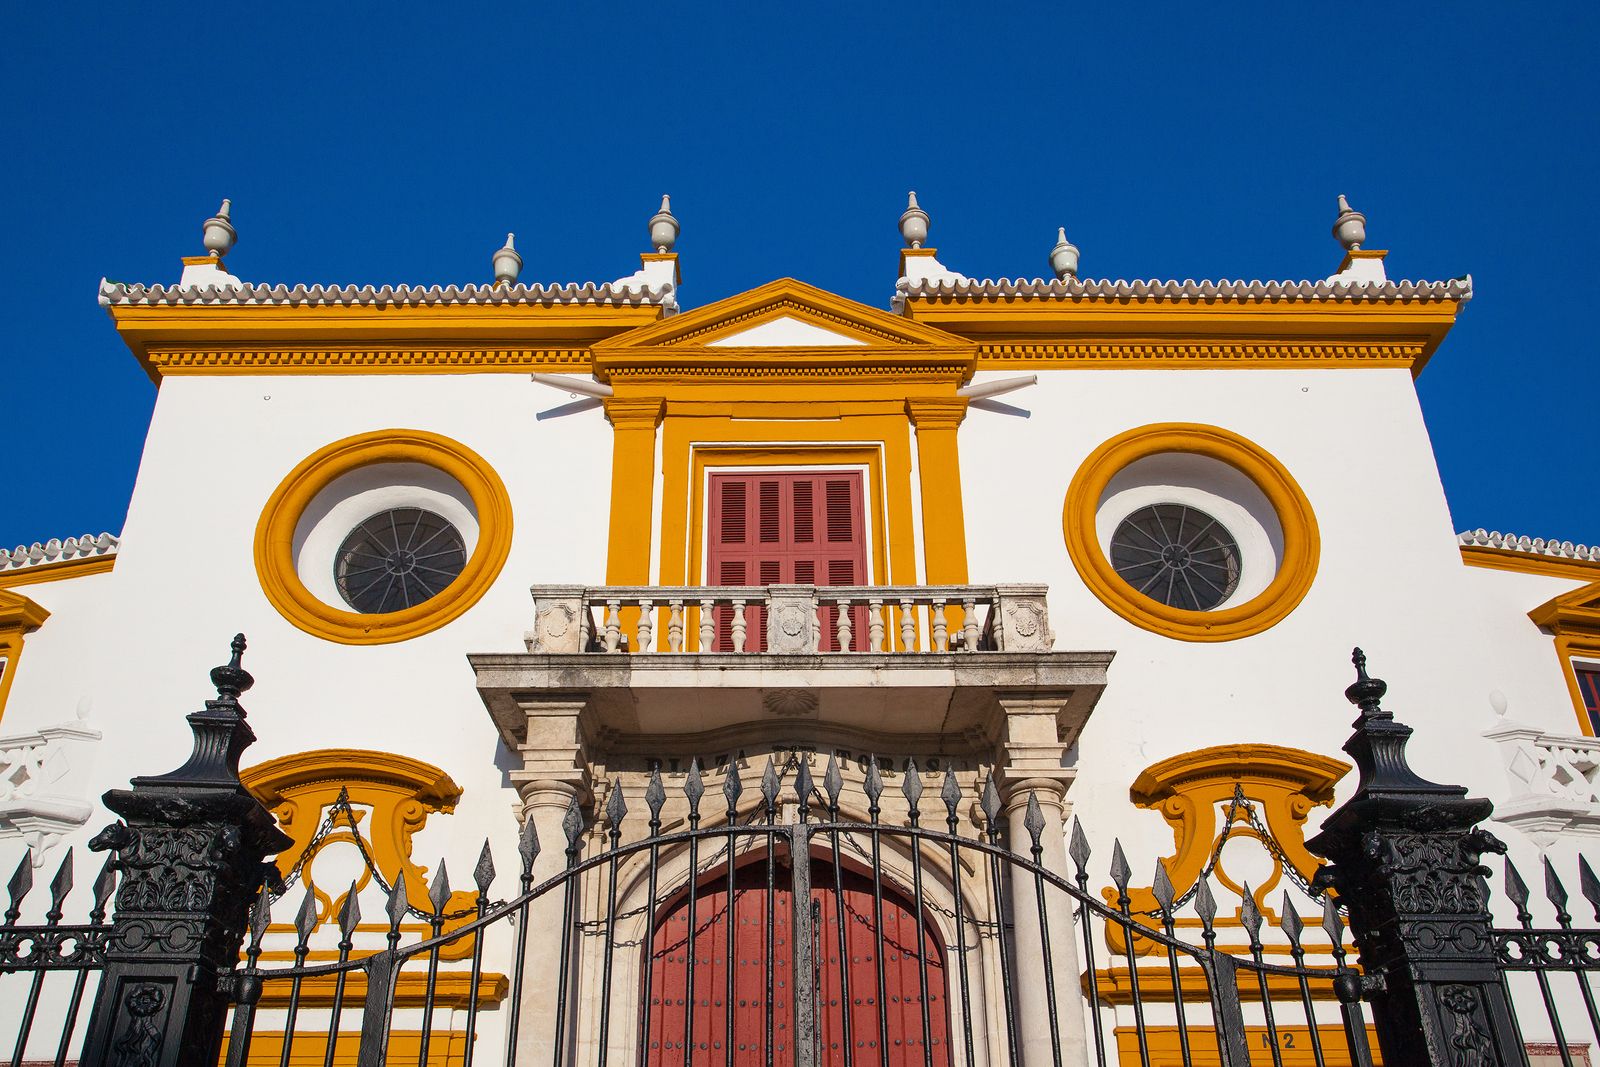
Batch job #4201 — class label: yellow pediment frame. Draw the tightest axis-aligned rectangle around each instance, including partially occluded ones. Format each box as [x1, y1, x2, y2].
[591, 278, 978, 386]
[1530, 580, 1600, 734]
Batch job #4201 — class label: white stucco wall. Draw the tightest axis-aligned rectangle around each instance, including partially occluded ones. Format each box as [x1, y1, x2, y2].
[0, 371, 615, 898]
[958, 367, 1523, 866]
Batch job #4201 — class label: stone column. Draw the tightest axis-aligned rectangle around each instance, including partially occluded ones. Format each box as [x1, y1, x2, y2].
[508, 695, 593, 1067]
[994, 692, 1091, 1067]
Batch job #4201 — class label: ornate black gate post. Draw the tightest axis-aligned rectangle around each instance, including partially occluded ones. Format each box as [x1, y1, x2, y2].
[1307, 649, 1523, 1065]
[77, 635, 292, 1067]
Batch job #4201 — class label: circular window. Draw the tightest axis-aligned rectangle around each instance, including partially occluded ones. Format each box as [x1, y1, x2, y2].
[255, 430, 512, 644]
[334, 508, 468, 614]
[1109, 503, 1241, 611]
[1064, 424, 1319, 642]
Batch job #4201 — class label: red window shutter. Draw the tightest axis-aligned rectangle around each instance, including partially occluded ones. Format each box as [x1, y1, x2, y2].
[707, 471, 869, 651]
[758, 480, 781, 543]
[717, 480, 746, 545]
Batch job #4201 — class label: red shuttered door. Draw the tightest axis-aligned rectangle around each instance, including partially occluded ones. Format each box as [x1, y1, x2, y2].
[643, 860, 949, 1067]
[708, 472, 868, 651]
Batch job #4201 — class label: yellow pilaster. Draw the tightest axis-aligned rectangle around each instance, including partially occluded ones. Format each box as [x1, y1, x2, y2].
[603, 397, 666, 587]
[906, 397, 970, 584]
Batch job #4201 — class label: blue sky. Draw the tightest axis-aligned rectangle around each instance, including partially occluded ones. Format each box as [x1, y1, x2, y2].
[2, 6, 1595, 549]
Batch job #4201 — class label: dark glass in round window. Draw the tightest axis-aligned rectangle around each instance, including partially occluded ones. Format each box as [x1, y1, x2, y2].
[1109, 503, 1242, 612]
[334, 508, 468, 614]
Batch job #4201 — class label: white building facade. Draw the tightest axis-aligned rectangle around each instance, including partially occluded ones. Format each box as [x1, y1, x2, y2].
[2, 195, 1596, 1067]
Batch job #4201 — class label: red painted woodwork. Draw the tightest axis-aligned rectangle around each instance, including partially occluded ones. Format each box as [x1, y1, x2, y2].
[1578, 664, 1600, 734]
[643, 858, 949, 1067]
[707, 472, 869, 651]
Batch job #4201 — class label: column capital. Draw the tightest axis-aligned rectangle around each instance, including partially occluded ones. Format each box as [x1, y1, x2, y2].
[602, 396, 666, 429]
[905, 396, 969, 429]
[999, 775, 1068, 813]
[516, 778, 586, 812]
[992, 689, 1078, 797]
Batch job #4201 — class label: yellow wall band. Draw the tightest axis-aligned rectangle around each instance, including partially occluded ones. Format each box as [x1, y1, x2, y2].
[1063, 423, 1320, 642]
[253, 430, 512, 645]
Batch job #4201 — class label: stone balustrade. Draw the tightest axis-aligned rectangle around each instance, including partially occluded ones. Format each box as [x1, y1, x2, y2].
[1483, 713, 1600, 845]
[0, 710, 103, 863]
[525, 583, 1055, 655]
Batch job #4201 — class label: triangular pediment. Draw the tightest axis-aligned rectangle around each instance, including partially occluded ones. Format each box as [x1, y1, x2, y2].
[1530, 580, 1600, 632]
[593, 278, 973, 353]
[706, 315, 867, 347]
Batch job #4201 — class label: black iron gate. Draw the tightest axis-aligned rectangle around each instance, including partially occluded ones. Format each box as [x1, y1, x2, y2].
[1, 638, 1597, 1067]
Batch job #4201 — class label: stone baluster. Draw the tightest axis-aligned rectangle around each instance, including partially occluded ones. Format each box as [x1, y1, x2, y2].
[962, 596, 980, 652]
[931, 597, 948, 651]
[868, 597, 885, 653]
[603, 600, 622, 652]
[667, 601, 684, 652]
[635, 599, 654, 653]
[698, 598, 716, 652]
[899, 596, 916, 652]
[731, 599, 747, 653]
[836, 596, 852, 652]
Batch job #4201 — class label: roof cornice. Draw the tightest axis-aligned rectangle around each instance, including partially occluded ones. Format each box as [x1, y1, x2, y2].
[0, 533, 119, 588]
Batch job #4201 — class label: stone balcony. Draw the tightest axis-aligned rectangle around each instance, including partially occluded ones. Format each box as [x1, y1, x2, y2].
[1483, 713, 1600, 846]
[471, 583, 1113, 799]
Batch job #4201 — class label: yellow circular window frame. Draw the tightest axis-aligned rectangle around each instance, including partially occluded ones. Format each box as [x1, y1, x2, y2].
[1063, 423, 1319, 642]
[254, 430, 513, 645]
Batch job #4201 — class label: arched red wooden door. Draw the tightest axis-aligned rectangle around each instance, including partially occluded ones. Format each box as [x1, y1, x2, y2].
[643, 858, 950, 1067]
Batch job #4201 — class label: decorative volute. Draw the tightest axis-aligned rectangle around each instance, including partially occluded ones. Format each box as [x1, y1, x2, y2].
[1049, 227, 1080, 280]
[1332, 194, 1366, 251]
[493, 233, 523, 286]
[649, 195, 679, 253]
[202, 199, 237, 259]
[899, 191, 930, 249]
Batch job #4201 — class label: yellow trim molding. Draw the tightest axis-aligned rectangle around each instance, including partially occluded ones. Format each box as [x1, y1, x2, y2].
[108, 302, 660, 382]
[241, 748, 481, 959]
[1461, 544, 1600, 583]
[247, 969, 507, 1009]
[0, 590, 50, 725]
[254, 430, 512, 645]
[1103, 743, 1348, 956]
[1529, 581, 1600, 736]
[222, 1029, 474, 1067]
[903, 291, 1464, 377]
[591, 279, 974, 612]
[1063, 423, 1320, 642]
[1112, 1025, 1382, 1064]
[591, 277, 979, 388]
[0, 554, 116, 589]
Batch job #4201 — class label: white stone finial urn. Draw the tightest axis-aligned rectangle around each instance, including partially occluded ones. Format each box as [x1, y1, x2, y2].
[1332, 194, 1367, 251]
[899, 191, 930, 249]
[1049, 227, 1079, 280]
[493, 233, 523, 285]
[202, 199, 236, 258]
[649, 195, 679, 253]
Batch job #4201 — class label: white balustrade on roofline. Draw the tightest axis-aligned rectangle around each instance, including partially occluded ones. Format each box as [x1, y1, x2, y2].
[524, 584, 1055, 656]
[1483, 714, 1600, 846]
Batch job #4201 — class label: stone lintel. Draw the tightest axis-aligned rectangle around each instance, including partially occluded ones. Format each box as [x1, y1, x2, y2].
[472, 650, 1111, 759]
